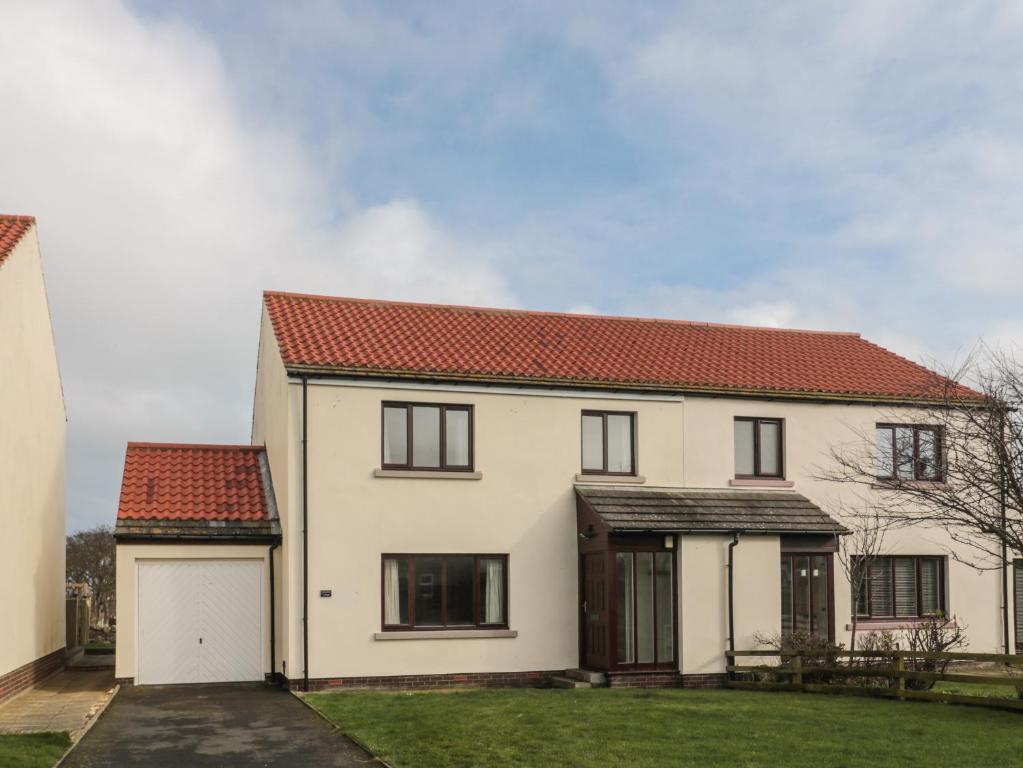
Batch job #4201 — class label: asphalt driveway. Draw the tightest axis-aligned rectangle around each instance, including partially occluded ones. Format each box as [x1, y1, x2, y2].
[62, 682, 378, 767]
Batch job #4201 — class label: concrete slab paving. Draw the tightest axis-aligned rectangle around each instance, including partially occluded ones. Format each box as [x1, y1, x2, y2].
[62, 682, 378, 767]
[0, 670, 116, 738]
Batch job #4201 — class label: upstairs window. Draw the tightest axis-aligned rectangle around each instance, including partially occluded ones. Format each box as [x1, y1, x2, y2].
[876, 425, 942, 481]
[854, 556, 945, 619]
[382, 403, 473, 471]
[734, 417, 784, 479]
[581, 411, 636, 475]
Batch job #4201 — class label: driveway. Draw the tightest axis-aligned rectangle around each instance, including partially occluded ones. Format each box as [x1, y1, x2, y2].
[62, 682, 378, 767]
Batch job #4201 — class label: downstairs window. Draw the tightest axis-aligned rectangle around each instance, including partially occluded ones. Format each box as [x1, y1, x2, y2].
[382, 554, 507, 630]
[854, 556, 945, 619]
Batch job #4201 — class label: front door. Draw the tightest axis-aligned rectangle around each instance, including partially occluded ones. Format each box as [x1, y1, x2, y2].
[583, 553, 610, 669]
[780, 553, 833, 641]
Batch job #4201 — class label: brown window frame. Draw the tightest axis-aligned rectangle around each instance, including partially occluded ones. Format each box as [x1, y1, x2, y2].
[580, 410, 637, 476]
[380, 554, 509, 631]
[853, 555, 946, 620]
[780, 551, 835, 642]
[734, 417, 785, 480]
[381, 402, 474, 472]
[875, 424, 944, 482]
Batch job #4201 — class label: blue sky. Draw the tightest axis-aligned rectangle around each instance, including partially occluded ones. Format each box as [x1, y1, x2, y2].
[1, 2, 1022, 530]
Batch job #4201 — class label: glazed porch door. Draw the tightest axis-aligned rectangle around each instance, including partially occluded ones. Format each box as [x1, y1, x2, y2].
[583, 553, 610, 669]
[780, 553, 833, 641]
[614, 551, 675, 668]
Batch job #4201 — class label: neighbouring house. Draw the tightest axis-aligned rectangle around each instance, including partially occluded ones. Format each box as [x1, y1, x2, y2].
[0, 216, 66, 703]
[114, 291, 1016, 689]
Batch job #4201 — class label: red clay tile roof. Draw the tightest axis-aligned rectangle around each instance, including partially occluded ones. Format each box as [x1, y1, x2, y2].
[264, 291, 975, 402]
[0, 215, 35, 268]
[116, 443, 273, 522]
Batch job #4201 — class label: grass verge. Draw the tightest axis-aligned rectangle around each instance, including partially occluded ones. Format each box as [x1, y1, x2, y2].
[0, 732, 71, 768]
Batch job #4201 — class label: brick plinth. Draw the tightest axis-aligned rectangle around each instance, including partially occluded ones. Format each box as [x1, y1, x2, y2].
[286, 670, 560, 692]
[0, 648, 65, 705]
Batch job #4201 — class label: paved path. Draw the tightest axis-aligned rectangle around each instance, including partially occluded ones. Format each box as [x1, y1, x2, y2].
[62, 682, 378, 767]
[0, 670, 115, 737]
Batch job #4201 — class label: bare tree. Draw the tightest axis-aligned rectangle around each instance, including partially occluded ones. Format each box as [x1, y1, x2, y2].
[823, 346, 1022, 566]
[835, 506, 891, 652]
[66, 525, 115, 627]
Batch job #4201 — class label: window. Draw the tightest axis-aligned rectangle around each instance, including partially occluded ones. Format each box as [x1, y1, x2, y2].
[581, 411, 636, 475]
[382, 403, 473, 471]
[853, 556, 945, 619]
[615, 551, 674, 665]
[382, 554, 507, 629]
[875, 425, 942, 481]
[734, 417, 783, 479]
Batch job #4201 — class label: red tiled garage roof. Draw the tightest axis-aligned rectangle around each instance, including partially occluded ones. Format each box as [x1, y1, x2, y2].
[116, 443, 274, 522]
[264, 291, 975, 402]
[0, 215, 35, 268]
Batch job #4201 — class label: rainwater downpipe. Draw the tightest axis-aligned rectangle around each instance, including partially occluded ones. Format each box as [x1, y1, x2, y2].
[269, 540, 280, 684]
[302, 375, 310, 692]
[727, 532, 742, 677]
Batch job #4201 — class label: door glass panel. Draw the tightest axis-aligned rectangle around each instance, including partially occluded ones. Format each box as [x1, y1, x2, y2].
[412, 406, 441, 467]
[780, 558, 793, 635]
[734, 420, 754, 476]
[794, 556, 811, 634]
[606, 415, 633, 473]
[655, 553, 674, 662]
[636, 553, 655, 663]
[383, 406, 408, 465]
[758, 421, 781, 476]
[582, 415, 604, 471]
[445, 409, 470, 467]
[446, 556, 475, 625]
[414, 556, 444, 626]
[616, 553, 635, 664]
[811, 555, 829, 639]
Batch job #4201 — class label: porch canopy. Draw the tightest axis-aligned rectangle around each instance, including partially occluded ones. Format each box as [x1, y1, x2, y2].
[575, 485, 847, 539]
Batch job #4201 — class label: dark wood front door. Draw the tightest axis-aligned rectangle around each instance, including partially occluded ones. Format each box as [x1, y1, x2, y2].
[583, 553, 610, 669]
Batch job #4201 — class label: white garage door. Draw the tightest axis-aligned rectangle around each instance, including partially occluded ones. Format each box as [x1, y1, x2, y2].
[138, 560, 263, 685]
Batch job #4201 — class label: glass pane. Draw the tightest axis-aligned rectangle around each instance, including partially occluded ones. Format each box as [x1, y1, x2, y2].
[607, 415, 633, 473]
[918, 429, 940, 480]
[758, 421, 781, 476]
[383, 407, 408, 465]
[445, 409, 471, 467]
[413, 556, 444, 626]
[895, 427, 915, 479]
[875, 427, 894, 478]
[479, 558, 505, 625]
[870, 559, 894, 617]
[616, 553, 635, 664]
[636, 553, 655, 663]
[383, 558, 408, 625]
[582, 415, 604, 471]
[780, 557, 793, 635]
[412, 406, 441, 468]
[920, 559, 940, 615]
[446, 556, 475, 625]
[794, 556, 811, 634]
[811, 556, 829, 639]
[655, 553, 674, 662]
[1015, 565, 1023, 648]
[894, 558, 918, 617]
[734, 420, 755, 476]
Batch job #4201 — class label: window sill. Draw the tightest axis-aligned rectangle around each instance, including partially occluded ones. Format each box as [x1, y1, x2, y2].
[729, 478, 794, 488]
[374, 469, 482, 480]
[845, 619, 955, 631]
[373, 629, 517, 640]
[575, 474, 646, 484]
[871, 480, 948, 490]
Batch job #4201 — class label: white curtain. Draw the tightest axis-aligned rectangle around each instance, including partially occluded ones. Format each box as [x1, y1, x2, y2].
[484, 560, 504, 624]
[384, 559, 402, 625]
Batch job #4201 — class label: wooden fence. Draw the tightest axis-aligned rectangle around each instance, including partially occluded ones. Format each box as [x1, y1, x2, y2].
[66, 596, 90, 650]
[726, 649, 1023, 713]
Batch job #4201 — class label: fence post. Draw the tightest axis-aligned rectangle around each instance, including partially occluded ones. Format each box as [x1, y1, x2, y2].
[792, 652, 803, 690]
[894, 655, 905, 700]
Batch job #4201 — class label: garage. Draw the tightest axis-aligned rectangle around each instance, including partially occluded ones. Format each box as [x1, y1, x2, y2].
[138, 560, 264, 685]
[114, 443, 281, 686]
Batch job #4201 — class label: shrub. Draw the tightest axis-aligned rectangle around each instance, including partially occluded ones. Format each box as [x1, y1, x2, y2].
[752, 631, 846, 684]
[902, 613, 968, 691]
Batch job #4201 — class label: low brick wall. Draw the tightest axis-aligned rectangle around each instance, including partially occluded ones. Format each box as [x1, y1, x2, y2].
[0, 647, 65, 705]
[680, 673, 727, 689]
[288, 670, 561, 691]
[606, 670, 681, 688]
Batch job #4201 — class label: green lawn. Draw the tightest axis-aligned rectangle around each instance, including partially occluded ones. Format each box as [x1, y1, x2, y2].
[306, 688, 1023, 768]
[933, 680, 1022, 699]
[0, 732, 70, 768]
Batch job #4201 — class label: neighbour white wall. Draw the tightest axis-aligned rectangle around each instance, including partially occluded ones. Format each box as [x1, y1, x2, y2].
[0, 227, 66, 677]
[115, 543, 273, 681]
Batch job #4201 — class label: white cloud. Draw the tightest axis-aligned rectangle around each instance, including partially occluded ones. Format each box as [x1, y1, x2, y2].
[0, 0, 515, 530]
